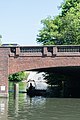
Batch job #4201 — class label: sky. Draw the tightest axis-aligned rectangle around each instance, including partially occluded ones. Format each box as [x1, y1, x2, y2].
[0, 0, 63, 46]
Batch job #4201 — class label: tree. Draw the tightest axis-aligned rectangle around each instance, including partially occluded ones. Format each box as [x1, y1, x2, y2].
[61, 0, 80, 16]
[36, 1, 80, 45]
[61, 3, 80, 44]
[9, 71, 27, 82]
[37, 16, 63, 45]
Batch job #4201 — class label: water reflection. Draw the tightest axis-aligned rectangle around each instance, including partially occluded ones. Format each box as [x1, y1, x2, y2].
[26, 95, 46, 107]
[8, 94, 80, 120]
[0, 98, 8, 120]
[0, 93, 80, 120]
[1, 81, 80, 120]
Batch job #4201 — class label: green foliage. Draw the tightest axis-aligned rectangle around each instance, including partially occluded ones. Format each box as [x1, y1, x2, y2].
[61, 0, 80, 16]
[61, 3, 80, 44]
[36, 0, 80, 45]
[9, 71, 27, 82]
[37, 16, 61, 45]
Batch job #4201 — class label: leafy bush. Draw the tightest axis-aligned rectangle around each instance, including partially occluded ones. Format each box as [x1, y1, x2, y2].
[9, 71, 27, 82]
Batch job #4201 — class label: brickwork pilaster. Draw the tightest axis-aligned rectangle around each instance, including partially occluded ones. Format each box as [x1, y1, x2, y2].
[0, 48, 9, 97]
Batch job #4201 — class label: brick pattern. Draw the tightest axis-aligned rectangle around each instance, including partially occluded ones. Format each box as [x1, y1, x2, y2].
[0, 48, 9, 97]
[9, 56, 80, 74]
[9, 46, 80, 74]
[0, 46, 80, 97]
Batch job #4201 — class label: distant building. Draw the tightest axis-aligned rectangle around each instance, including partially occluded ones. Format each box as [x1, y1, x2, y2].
[1, 44, 19, 47]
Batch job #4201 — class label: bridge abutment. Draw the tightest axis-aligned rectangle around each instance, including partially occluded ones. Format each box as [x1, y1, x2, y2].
[0, 48, 9, 97]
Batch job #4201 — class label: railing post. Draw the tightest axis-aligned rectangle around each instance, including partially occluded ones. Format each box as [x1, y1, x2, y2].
[16, 47, 20, 56]
[53, 46, 57, 56]
[14, 83, 19, 98]
[43, 47, 47, 56]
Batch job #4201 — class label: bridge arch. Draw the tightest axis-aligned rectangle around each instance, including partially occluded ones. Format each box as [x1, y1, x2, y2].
[1, 45, 80, 97]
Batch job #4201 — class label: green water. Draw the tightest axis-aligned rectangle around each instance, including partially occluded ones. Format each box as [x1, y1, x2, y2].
[0, 82, 80, 120]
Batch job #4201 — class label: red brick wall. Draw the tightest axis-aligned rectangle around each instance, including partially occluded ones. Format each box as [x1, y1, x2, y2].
[9, 56, 80, 74]
[8, 46, 80, 74]
[0, 47, 9, 97]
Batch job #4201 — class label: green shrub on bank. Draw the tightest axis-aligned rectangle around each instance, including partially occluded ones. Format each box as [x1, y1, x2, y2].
[9, 71, 28, 82]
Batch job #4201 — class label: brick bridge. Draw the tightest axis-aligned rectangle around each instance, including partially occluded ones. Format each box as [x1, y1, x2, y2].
[1, 45, 80, 97]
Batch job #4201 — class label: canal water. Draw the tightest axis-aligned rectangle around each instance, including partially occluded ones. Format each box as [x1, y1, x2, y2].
[0, 82, 80, 120]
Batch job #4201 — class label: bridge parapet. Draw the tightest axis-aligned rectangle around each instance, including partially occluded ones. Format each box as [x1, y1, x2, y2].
[9, 45, 80, 57]
[9, 46, 57, 57]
